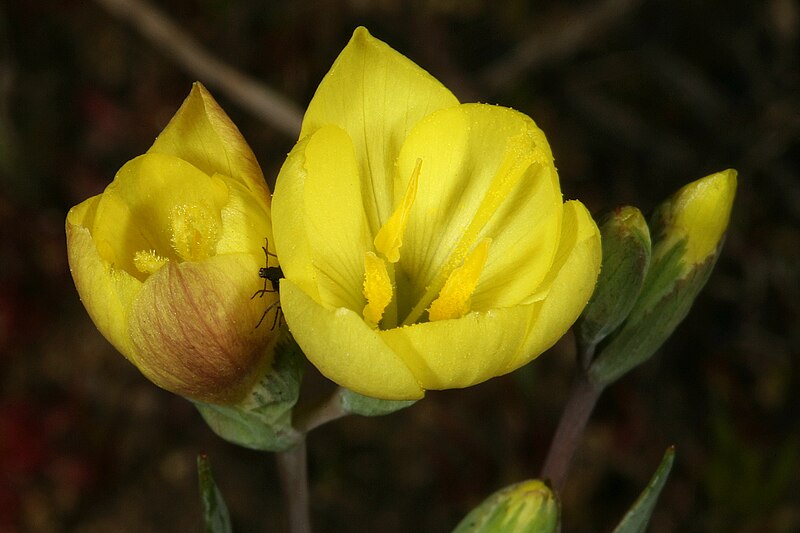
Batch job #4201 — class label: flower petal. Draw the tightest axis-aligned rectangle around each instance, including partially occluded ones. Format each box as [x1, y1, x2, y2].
[272, 135, 319, 301]
[657, 168, 737, 268]
[275, 125, 373, 311]
[395, 104, 562, 321]
[505, 200, 601, 372]
[280, 279, 424, 400]
[301, 27, 459, 235]
[66, 198, 142, 362]
[148, 82, 271, 203]
[379, 304, 533, 390]
[128, 253, 277, 403]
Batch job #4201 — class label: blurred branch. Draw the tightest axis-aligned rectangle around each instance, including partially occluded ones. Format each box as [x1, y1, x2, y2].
[0, 5, 18, 179]
[93, 0, 303, 138]
[481, 0, 642, 92]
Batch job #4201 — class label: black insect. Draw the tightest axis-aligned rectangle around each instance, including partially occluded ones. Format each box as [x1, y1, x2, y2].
[252, 239, 284, 329]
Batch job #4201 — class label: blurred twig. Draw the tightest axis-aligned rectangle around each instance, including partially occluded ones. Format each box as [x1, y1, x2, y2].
[481, 0, 642, 92]
[0, 6, 17, 179]
[92, 0, 303, 138]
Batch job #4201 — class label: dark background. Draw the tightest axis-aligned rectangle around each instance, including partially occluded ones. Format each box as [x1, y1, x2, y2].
[1, 0, 798, 531]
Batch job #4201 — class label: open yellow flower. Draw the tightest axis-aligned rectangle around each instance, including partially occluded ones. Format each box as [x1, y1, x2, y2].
[66, 83, 279, 404]
[272, 28, 601, 400]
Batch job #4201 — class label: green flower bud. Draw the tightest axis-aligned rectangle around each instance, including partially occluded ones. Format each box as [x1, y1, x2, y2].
[589, 170, 737, 386]
[577, 206, 651, 352]
[453, 480, 559, 533]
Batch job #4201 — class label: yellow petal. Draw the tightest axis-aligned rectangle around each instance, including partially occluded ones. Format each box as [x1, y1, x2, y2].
[148, 82, 271, 204]
[280, 279, 424, 400]
[301, 126, 373, 311]
[664, 169, 737, 267]
[428, 238, 491, 321]
[506, 200, 601, 372]
[128, 254, 278, 403]
[396, 104, 562, 323]
[301, 27, 459, 235]
[271, 135, 319, 302]
[66, 198, 142, 362]
[211, 172, 274, 259]
[379, 304, 533, 390]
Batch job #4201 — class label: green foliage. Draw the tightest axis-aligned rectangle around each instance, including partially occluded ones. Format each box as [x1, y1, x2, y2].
[612, 447, 675, 533]
[340, 388, 416, 416]
[194, 334, 304, 451]
[705, 405, 800, 530]
[197, 454, 233, 533]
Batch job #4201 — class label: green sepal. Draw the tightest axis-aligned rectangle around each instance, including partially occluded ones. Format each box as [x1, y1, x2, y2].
[612, 446, 676, 533]
[577, 206, 651, 354]
[194, 333, 304, 451]
[197, 454, 233, 533]
[588, 236, 719, 386]
[453, 479, 560, 533]
[340, 388, 416, 416]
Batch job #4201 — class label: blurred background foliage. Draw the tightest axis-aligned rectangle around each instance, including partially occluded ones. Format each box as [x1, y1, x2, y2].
[1, 0, 798, 531]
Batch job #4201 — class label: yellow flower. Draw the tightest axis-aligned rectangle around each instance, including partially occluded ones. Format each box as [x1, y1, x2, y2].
[66, 83, 279, 404]
[272, 28, 601, 400]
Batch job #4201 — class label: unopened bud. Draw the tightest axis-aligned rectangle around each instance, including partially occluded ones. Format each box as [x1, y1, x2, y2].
[453, 479, 559, 533]
[589, 170, 737, 386]
[577, 206, 651, 351]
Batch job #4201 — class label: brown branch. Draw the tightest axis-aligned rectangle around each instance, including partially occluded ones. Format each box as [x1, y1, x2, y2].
[93, 0, 303, 138]
[481, 0, 643, 92]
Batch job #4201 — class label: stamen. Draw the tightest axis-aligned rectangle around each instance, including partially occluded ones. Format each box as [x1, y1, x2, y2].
[134, 249, 169, 274]
[428, 238, 491, 321]
[170, 203, 218, 262]
[374, 158, 422, 263]
[362, 251, 393, 327]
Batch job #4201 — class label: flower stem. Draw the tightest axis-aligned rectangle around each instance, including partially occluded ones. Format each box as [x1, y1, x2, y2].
[294, 388, 349, 434]
[276, 440, 312, 533]
[540, 374, 604, 493]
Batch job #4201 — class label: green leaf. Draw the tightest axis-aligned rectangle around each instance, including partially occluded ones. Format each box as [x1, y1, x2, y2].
[195, 333, 304, 451]
[453, 479, 559, 533]
[197, 454, 233, 533]
[612, 447, 676, 533]
[340, 388, 416, 416]
[577, 206, 651, 352]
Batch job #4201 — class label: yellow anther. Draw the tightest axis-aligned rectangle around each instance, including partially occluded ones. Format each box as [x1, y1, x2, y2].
[362, 251, 394, 327]
[133, 249, 169, 274]
[428, 238, 491, 321]
[374, 158, 422, 263]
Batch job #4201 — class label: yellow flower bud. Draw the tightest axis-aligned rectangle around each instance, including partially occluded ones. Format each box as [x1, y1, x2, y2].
[66, 83, 279, 404]
[454, 479, 559, 533]
[652, 169, 737, 272]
